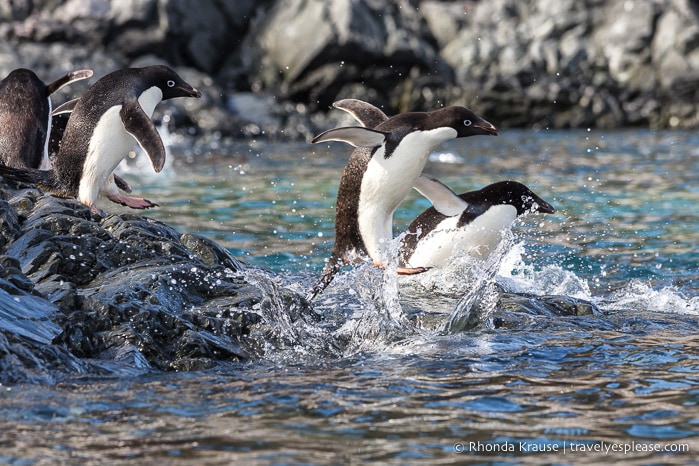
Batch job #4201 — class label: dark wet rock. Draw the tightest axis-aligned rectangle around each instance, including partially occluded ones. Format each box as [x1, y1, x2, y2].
[498, 292, 600, 317]
[34, 275, 78, 314]
[0, 245, 91, 385]
[0, 184, 281, 384]
[0, 255, 35, 293]
[0, 288, 61, 344]
[180, 233, 245, 271]
[70, 259, 260, 370]
[0, 200, 21, 249]
[240, 0, 447, 111]
[492, 291, 603, 331]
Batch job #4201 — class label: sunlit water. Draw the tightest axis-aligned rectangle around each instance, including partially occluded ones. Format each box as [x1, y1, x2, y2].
[2, 129, 699, 464]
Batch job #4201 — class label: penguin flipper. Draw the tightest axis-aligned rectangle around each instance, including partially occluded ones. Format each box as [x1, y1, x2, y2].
[46, 69, 93, 95]
[120, 99, 166, 172]
[332, 99, 388, 129]
[311, 126, 388, 148]
[52, 98, 80, 116]
[113, 174, 133, 193]
[413, 174, 469, 217]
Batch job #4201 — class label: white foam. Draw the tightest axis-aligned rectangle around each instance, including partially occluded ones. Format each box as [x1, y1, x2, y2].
[496, 244, 593, 300]
[602, 280, 699, 314]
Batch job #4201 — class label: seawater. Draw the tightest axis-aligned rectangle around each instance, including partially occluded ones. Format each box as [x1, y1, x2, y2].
[1, 129, 698, 464]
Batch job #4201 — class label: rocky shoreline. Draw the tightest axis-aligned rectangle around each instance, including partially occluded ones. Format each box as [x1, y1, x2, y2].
[0, 179, 602, 384]
[2, 0, 699, 146]
[0, 0, 667, 384]
[0, 181, 269, 384]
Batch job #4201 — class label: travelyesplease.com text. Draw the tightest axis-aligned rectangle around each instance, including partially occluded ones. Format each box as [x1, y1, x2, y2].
[453, 440, 689, 455]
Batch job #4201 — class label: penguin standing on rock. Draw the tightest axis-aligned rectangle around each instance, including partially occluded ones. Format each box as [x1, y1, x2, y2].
[0, 65, 201, 213]
[0, 68, 93, 169]
[309, 99, 498, 298]
[400, 177, 555, 268]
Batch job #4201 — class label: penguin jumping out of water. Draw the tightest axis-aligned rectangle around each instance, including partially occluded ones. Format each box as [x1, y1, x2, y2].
[0, 65, 201, 213]
[400, 177, 555, 268]
[309, 99, 498, 298]
[0, 68, 93, 170]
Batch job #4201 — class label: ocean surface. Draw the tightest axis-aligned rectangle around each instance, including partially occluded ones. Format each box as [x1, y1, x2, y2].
[1, 128, 698, 464]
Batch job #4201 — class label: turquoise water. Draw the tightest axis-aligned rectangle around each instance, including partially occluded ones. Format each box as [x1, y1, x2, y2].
[1, 129, 698, 464]
[147, 128, 699, 293]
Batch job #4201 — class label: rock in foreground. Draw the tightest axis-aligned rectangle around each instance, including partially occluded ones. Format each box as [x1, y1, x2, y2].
[0, 180, 277, 384]
[0, 179, 603, 385]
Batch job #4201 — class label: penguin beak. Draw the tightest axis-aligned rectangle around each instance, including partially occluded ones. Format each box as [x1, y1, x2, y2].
[475, 120, 499, 136]
[181, 86, 201, 98]
[535, 198, 555, 214]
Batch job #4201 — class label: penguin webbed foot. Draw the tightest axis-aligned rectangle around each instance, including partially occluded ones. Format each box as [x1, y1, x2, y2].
[107, 193, 159, 209]
[397, 266, 431, 275]
[85, 203, 106, 217]
[373, 260, 430, 275]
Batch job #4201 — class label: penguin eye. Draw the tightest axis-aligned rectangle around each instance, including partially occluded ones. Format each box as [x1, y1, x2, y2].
[167, 80, 175, 88]
[463, 119, 472, 127]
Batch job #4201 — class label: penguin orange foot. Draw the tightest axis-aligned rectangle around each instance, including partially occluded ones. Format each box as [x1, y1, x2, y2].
[372, 260, 430, 275]
[105, 194, 158, 210]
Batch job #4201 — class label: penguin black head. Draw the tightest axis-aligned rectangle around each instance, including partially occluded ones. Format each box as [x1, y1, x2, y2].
[427, 106, 499, 138]
[2, 68, 44, 92]
[142, 65, 202, 100]
[471, 181, 555, 216]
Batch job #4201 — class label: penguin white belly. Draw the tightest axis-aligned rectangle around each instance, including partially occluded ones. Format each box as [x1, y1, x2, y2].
[79, 106, 137, 206]
[357, 128, 458, 262]
[358, 156, 413, 261]
[404, 216, 461, 268]
[406, 205, 518, 268]
[137, 86, 162, 117]
[79, 87, 163, 206]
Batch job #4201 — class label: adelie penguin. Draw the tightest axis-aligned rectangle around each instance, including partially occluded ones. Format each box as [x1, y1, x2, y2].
[400, 177, 555, 269]
[0, 68, 93, 170]
[309, 99, 498, 298]
[0, 65, 201, 213]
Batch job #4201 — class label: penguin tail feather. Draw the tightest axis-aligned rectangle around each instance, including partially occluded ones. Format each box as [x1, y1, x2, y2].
[0, 165, 64, 195]
[308, 253, 344, 301]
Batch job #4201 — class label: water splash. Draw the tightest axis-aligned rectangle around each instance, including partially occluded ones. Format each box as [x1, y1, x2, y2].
[329, 237, 420, 356]
[602, 280, 699, 314]
[242, 227, 697, 363]
[442, 231, 516, 333]
[497, 242, 593, 300]
[243, 268, 338, 362]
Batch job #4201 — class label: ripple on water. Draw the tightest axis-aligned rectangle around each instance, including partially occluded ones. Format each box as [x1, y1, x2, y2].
[2, 130, 699, 463]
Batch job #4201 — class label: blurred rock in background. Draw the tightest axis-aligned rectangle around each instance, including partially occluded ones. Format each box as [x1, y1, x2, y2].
[1, 0, 698, 141]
